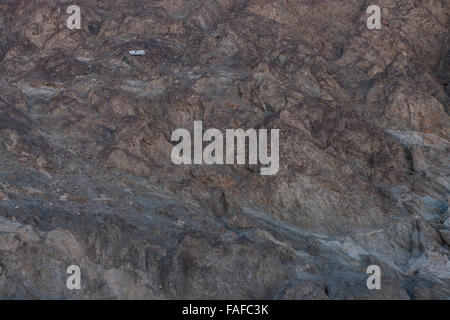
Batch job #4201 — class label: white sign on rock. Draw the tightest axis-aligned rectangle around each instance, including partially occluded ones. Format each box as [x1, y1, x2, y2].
[129, 50, 147, 56]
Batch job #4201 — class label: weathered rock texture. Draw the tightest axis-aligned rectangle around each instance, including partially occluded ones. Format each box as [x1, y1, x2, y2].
[0, 0, 449, 299]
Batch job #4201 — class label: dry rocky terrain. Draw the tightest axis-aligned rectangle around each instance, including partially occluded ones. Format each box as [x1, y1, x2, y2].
[0, 0, 449, 299]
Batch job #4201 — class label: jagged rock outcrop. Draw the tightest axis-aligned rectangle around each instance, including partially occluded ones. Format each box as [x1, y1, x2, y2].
[0, 0, 449, 299]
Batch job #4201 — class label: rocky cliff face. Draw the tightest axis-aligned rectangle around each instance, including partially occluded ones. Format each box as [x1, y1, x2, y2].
[0, 0, 449, 299]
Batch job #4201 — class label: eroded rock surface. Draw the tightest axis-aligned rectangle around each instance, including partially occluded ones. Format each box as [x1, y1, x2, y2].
[0, 0, 449, 299]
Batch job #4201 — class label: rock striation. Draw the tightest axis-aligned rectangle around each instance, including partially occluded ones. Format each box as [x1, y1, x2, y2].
[0, 0, 448, 299]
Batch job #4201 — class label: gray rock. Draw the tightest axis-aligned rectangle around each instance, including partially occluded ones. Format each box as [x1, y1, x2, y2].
[0, 0, 448, 299]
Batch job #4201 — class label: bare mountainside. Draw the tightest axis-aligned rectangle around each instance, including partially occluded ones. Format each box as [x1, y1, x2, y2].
[0, 0, 449, 299]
